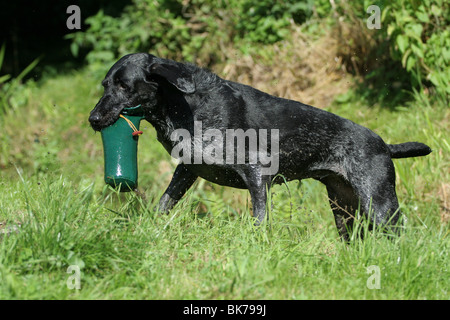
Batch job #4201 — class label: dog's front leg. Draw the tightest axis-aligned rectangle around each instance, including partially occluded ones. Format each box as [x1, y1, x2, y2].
[158, 163, 198, 214]
[237, 165, 272, 226]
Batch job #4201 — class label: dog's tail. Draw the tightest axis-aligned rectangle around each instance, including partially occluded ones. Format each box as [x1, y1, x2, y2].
[388, 142, 432, 159]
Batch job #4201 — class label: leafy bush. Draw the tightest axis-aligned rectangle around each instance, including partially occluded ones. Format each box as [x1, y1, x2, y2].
[236, 0, 315, 44]
[66, 0, 319, 67]
[330, 0, 449, 104]
[67, 0, 448, 104]
[67, 0, 224, 67]
[385, 0, 449, 101]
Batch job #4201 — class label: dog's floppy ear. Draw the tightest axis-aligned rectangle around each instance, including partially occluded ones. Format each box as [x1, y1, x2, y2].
[148, 62, 196, 94]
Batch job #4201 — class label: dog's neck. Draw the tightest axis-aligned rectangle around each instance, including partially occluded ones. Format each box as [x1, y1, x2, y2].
[145, 68, 223, 154]
[144, 87, 196, 154]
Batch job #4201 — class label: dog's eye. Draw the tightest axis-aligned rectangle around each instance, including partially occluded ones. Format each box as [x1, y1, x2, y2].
[113, 77, 128, 90]
[145, 75, 157, 84]
[116, 80, 128, 90]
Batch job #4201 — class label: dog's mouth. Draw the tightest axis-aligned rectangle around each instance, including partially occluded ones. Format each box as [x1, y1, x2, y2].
[90, 104, 145, 131]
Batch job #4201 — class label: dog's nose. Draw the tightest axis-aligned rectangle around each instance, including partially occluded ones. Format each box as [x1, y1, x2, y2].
[89, 113, 104, 131]
[89, 113, 101, 125]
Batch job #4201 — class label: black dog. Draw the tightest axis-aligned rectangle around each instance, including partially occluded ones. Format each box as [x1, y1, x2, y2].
[89, 53, 431, 240]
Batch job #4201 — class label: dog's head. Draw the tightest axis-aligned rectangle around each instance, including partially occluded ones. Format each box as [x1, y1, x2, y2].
[89, 53, 196, 131]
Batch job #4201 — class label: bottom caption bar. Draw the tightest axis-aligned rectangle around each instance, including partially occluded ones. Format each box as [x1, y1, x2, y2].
[182, 303, 266, 317]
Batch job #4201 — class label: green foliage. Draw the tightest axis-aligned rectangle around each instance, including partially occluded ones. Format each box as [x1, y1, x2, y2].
[0, 44, 39, 114]
[236, 0, 315, 44]
[67, 0, 220, 66]
[67, 0, 448, 104]
[66, 0, 320, 66]
[385, 0, 450, 101]
[330, 0, 449, 104]
[0, 164, 448, 299]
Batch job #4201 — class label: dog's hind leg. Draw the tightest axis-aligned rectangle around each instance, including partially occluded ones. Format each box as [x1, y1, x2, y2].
[321, 175, 359, 241]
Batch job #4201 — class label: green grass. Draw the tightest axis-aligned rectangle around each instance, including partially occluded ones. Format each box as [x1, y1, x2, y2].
[0, 68, 448, 300]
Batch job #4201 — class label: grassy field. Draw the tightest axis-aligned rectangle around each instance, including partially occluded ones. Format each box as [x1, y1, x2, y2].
[0, 67, 448, 300]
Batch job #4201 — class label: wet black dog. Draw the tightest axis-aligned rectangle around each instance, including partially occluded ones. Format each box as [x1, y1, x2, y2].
[89, 53, 431, 240]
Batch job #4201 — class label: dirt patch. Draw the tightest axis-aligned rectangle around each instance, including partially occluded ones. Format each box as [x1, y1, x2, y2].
[215, 26, 353, 109]
[438, 183, 450, 224]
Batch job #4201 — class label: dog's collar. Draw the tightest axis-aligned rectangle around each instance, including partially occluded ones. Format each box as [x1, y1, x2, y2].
[122, 104, 143, 116]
